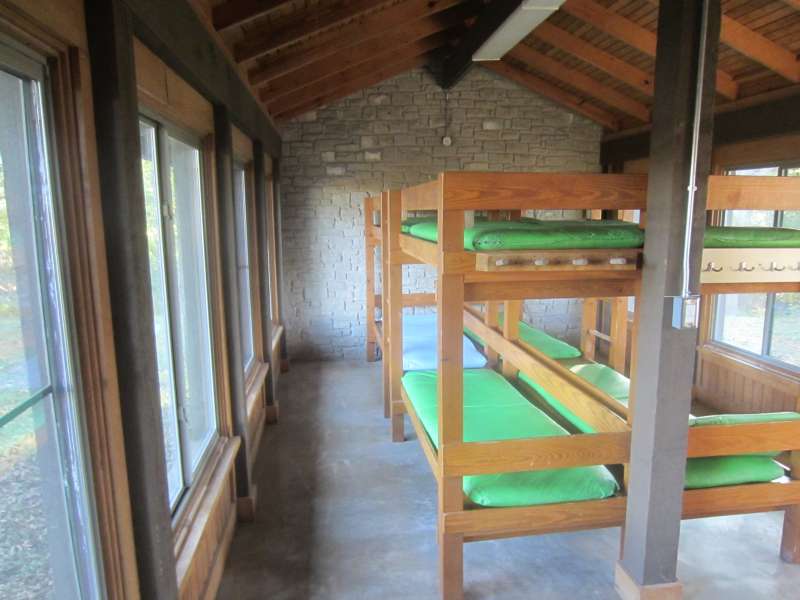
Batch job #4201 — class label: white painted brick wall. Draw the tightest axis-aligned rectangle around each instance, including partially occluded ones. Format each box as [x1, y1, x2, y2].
[280, 66, 602, 360]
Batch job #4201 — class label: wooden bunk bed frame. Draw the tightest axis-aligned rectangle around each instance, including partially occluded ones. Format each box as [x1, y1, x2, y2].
[383, 171, 800, 600]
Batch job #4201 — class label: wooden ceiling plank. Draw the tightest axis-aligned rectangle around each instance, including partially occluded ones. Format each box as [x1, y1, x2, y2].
[260, 8, 472, 101]
[268, 33, 450, 115]
[212, 0, 292, 32]
[533, 21, 654, 96]
[274, 54, 431, 121]
[560, 0, 738, 99]
[508, 43, 651, 122]
[720, 14, 800, 82]
[234, 0, 393, 63]
[247, 0, 464, 85]
[485, 60, 619, 130]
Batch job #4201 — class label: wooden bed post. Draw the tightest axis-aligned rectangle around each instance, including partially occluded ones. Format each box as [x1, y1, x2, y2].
[437, 177, 465, 600]
[609, 297, 629, 374]
[365, 195, 378, 362]
[501, 300, 522, 379]
[616, 2, 720, 598]
[484, 301, 500, 367]
[387, 189, 405, 442]
[581, 299, 599, 360]
[381, 191, 391, 418]
[781, 394, 800, 563]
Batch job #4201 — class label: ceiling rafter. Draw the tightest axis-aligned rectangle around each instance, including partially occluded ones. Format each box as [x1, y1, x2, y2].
[434, 0, 523, 89]
[533, 21, 654, 97]
[485, 60, 619, 130]
[260, 7, 474, 102]
[720, 14, 800, 82]
[268, 32, 451, 116]
[234, 0, 394, 63]
[508, 43, 650, 122]
[274, 54, 433, 121]
[560, 0, 739, 100]
[212, 0, 292, 32]
[247, 0, 465, 86]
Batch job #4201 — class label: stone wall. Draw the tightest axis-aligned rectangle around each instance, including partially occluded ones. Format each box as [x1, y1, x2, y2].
[279, 66, 602, 360]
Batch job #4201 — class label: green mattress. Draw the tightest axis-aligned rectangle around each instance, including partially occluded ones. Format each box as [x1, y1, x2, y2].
[705, 226, 800, 248]
[464, 317, 582, 360]
[517, 368, 793, 489]
[403, 219, 800, 251]
[407, 219, 645, 251]
[402, 368, 619, 507]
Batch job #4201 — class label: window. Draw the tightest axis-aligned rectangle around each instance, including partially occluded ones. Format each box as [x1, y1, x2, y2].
[139, 118, 217, 509]
[0, 45, 102, 599]
[712, 165, 800, 369]
[233, 164, 255, 373]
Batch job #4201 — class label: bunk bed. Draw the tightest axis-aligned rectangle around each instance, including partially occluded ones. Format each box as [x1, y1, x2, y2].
[384, 171, 800, 600]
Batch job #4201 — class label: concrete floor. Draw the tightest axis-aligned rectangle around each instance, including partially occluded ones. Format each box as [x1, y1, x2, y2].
[217, 361, 800, 600]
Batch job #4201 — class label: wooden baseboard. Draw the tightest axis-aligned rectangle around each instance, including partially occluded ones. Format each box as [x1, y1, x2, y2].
[265, 403, 279, 424]
[615, 563, 682, 600]
[236, 486, 258, 522]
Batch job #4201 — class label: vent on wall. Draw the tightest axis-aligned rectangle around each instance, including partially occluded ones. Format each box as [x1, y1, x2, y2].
[472, 0, 565, 61]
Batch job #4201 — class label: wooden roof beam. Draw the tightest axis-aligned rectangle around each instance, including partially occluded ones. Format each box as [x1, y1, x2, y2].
[247, 0, 465, 86]
[720, 14, 800, 82]
[234, 0, 393, 63]
[273, 54, 432, 121]
[508, 43, 651, 122]
[560, 0, 738, 100]
[434, 0, 524, 89]
[534, 22, 654, 97]
[260, 7, 473, 102]
[212, 0, 292, 32]
[485, 60, 619, 130]
[267, 32, 450, 116]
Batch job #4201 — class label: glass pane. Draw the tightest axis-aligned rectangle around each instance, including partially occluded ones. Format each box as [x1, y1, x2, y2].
[730, 166, 780, 177]
[0, 397, 82, 600]
[769, 293, 800, 367]
[0, 70, 49, 420]
[713, 293, 766, 354]
[139, 121, 183, 506]
[233, 167, 255, 372]
[723, 210, 776, 227]
[166, 134, 217, 475]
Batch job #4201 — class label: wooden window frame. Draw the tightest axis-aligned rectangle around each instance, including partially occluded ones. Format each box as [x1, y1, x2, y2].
[0, 7, 140, 599]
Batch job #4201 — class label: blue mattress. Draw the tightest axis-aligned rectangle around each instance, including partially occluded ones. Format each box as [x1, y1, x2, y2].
[403, 313, 487, 371]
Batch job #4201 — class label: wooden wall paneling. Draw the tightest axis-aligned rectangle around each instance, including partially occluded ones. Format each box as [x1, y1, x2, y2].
[85, 0, 179, 597]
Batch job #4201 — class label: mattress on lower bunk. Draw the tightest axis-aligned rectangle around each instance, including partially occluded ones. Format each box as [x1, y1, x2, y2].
[463, 318, 583, 360]
[402, 368, 619, 507]
[403, 218, 800, 252]
[403, 313, 487, 371]
[517, 369, 799, 489]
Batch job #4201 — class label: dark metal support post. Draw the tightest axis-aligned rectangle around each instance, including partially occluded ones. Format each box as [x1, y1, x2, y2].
[253, 141, 278, 412]
[85, 0, 178, 597]
[214, 105, 253, 503]
[616, 0, 720, 597]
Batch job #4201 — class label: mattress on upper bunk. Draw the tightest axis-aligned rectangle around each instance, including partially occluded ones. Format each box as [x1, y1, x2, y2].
[402, 368, 619, 507]
[406, 219, 644, 251]
[463, 317, 583, 360]
[517, 367, 799, 489]
[402, 313, 487, 371]
[403, 218, 800, 252]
